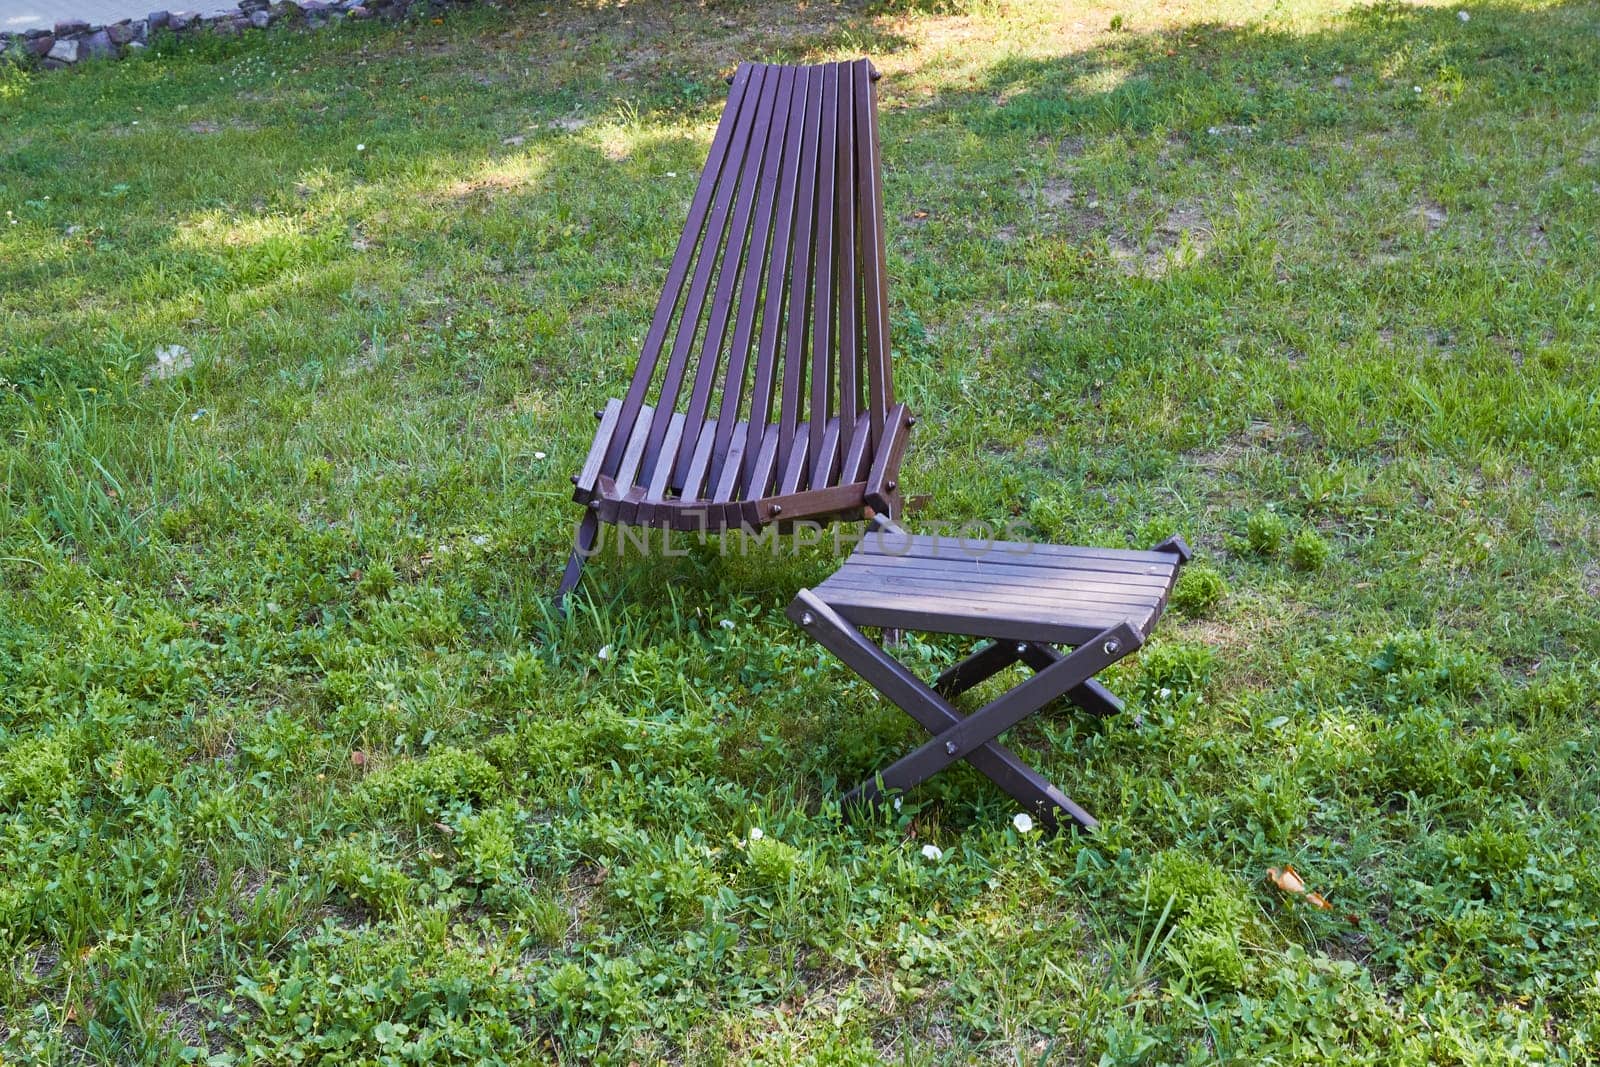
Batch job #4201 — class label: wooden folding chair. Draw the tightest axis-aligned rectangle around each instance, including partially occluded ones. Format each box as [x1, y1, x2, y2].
[558, 59, 912, 607]
[789, 519, 1191, 830]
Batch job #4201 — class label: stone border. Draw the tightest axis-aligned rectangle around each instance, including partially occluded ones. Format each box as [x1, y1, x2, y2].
[0, 0, 443, 70]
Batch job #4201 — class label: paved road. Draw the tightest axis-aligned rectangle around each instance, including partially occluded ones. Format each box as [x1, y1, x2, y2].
[2, 0, 236, 31]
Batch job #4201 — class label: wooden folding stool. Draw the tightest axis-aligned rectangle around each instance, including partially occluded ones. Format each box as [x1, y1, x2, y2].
[789, 520, 1190, 830]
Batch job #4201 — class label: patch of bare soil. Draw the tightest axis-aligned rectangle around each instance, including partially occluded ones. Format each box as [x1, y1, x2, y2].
[1040, 177, 1075, 210]
[1109, 203, 1212, 278]
[438, 172, 529, 203]
[184, 119, 259, 134]
[1413, 199, 1447, 231]
[157, 995, 208, 1051]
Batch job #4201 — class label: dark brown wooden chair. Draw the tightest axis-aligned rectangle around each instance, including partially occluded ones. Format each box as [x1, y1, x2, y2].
[559, 59, 912, 606]
[789, 518, 1192, 831]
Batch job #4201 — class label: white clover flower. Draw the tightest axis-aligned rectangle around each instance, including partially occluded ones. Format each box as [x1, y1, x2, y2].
[921, 844, 943, 861]
[720, 619, 736, 631]
[1412, 86, 1422, 93]
[892, 797, 903, 811]
[1158, 687, 1174, 700]
[356, 143, 367, 152]
[534, 451, 547, 460]
[748, 827, 764, 841]
[1013, 812, 1035, 834]
[596, 644, 612, 662]
[1457, 9, 1469, 20]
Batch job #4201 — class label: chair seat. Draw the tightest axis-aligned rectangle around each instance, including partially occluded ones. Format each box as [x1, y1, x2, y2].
[590, 476, 871, 532]
[577, 398, 912, 531]
[812, 531, 1184, 645]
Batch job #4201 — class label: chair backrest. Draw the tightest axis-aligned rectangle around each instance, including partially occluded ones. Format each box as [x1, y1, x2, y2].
[601, 59, 894, 504]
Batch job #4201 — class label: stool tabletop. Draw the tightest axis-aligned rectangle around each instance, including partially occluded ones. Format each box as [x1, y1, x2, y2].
[811, 530, 1184, 645]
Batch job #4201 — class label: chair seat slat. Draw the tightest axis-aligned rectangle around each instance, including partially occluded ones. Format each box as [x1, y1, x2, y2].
[814, 417, 843, 490]
[777, 422, 813, 496]
[743, 424, 783, 503]
[863, 402, 909, 511]
[840, 411, 873, 485]
[645, 412, 688, 501]
[613, 403, 656, 493]
[711, 422, 752, 503]
[680, 418, 722, 502]
[574, 398, 623, 499]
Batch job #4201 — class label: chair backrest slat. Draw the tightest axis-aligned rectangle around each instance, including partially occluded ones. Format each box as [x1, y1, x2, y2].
[806, 64, 840, 490]
[669, 66, 786, 488]
[854, 59, 893, 452]
[707, 65, 800, 495]
[833, 65, 860, 476]
[776, 65, 825, 484]
[635, 63, 772, 482]
[739, 70, 812, 497]
[604, 64, 759, 476]
[616, 59, 893, 504]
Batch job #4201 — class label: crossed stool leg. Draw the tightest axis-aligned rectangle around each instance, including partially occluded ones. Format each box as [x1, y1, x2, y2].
[788, 591, 1143, 831]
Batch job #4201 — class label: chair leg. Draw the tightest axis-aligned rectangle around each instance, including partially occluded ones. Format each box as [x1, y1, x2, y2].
[788, 590, 1106, 830]
[554, 509, 600, 614]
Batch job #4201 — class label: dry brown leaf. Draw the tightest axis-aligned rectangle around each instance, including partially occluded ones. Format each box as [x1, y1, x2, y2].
[1267, 866, 1306, 895]
[1267, 866, 1334, 911]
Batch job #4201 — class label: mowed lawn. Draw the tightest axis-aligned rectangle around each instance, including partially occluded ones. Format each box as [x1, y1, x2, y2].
[2, 0, 1599, 1061]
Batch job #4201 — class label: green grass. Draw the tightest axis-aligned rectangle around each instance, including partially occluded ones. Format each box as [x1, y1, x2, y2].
[2, 0, 1599, 1060]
